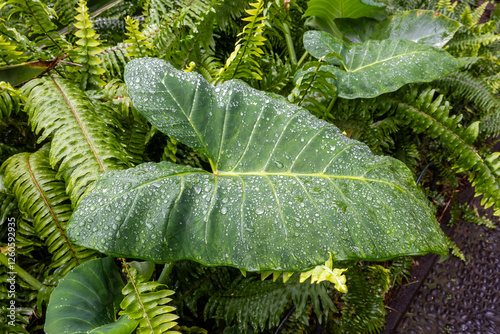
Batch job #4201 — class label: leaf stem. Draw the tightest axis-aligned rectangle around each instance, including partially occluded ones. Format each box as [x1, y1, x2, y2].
[157, 262, 174, 284]
[282, 23, 297, 65]
[297, 51, 309, 68]
[0, 252, 44, 291]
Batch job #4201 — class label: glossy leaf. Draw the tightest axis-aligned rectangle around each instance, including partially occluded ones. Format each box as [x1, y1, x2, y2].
[45, 257, 139, 334]
[304, 0, 386, 38]
[304, 31, 462, 99]
[335, 9, 461, 47]
[67, 58, 448, 272]
[0, 61, 52, 87]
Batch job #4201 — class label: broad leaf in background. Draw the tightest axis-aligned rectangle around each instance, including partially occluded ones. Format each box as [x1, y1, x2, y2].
[68, 58, 448, 272]
[335, 9, 461, 47]
[45, 257, 139, 334]
[304, 0, 386, 38]
[304, 31, 462, 99]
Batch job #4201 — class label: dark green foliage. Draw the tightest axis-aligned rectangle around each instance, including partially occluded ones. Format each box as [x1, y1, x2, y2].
[337, 264, 391, 334]
[205, 275, 336, 332]
[432, 71, 500, 115]
[450, 202, 496, 228]
[389, 87, 500, 215]
[21, 76, 130, 205]
[1, 145, 96, 273]
[1, 0, 500, 332]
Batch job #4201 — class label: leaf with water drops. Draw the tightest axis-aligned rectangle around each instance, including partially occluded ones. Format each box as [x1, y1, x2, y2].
[67, 58, 448, 272]
[304, 30, 462, 99]
[335, 10, 461, 47]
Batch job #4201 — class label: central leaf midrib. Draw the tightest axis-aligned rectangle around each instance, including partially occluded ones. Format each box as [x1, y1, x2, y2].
[110, 168, 406, 201]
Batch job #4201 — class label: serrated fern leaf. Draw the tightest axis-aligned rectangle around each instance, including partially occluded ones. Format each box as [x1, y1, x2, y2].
[5, 0, 69, 53]
[120, 263, 180, 334]
[53, 0, 79, 25]
[433, 71, 500, 114]
[101, 79, 150, 164]
[0, 172, 17, 226]
[339, 264, 391, 334]
[99, 44, 133, 80]
[21, 76, 129, 205]
[480, 111, 500, 137]
[205, 275, 336, 332]
[1, 145, 96, 273]
[390, 87, 500, 214]
[0, 82, 22, 121]
[72, 0, 106, 89]
[289, 61, 337, 119]
[451, 202, 496, 228]
[215, 0, 266, 84]
[0, 35, 27, 66]
[125, 16, 153, 58]
[447, 32, 500, 55]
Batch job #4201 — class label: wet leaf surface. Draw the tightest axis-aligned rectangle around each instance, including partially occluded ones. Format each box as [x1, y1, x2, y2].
[67, 58, 448, 272]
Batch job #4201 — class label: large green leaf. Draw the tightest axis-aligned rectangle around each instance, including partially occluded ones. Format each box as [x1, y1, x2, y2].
[304, 31, 462, 99]
[45, 257, 139, 334]
[67, 58, 448, 272]
[304, 0, 386, 38]
[335, 9, 461, 47]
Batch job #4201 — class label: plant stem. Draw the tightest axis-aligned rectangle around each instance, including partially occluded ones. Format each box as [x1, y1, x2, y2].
[282, 23, 297, 65]
[158, 262, 174, 284]
[0, 252, 44, 291]
[297, 51, 309, 68]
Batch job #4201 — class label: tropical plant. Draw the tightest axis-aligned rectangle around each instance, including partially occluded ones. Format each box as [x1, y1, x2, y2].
[1, 0, 499, 332]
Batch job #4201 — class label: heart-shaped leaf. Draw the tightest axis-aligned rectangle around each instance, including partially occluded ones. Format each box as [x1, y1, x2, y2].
[67, 58, 448, 272]
[304, 0, 387, 38]
[45, 257, 139, 334]
[304, 31, 462, 99]
[335, 10, 461, 47]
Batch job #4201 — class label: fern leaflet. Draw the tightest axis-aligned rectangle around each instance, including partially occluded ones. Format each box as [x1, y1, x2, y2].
[1, 145, 96, 274]
[120, 261, 180, 334]
[21, 76, 130, 205]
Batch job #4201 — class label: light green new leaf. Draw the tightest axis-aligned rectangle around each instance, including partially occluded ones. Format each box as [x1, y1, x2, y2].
[45, 257, 139, 334]
[304, 0, 386, 38]
[335, 10, 461, 47]
[67, 58, 448, 272]
[304, 31, 462, 99]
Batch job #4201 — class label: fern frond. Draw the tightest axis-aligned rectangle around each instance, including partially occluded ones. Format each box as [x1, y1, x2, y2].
[205, 274, 336, 332]
[0, 35, 27, 66]
[450, 202, 496, 228]
[479, 111, 500, 137]
[432, 71, 500, 114]
[21, 76, 129, 205]
[0, 82, 22, 121]
[100, 79, 150, 164]
[339, 264, 391, 334]
[99, 44, 132, 80]
[143, 0, 215, 65]
[4, 0, 69, 54]
[256, 51, 293, 94]
[0, 172, 17, 226]
[215, 0, 266, 84]
[125, 16, 153, 58]
[435, 0, 456, 12]
[390, 87, 500, 214]
[195, 54, 223, 83]
[447, 32, 500, 55]
[120, 262, 180, 334]
[72, 0, 106, 89]
[289, 61, 337, 119]
[1, 145, 96, 274]
[53, 0, 79, 25]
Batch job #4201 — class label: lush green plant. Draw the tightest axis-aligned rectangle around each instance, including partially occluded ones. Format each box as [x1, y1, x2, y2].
[1, 0, 499, 333]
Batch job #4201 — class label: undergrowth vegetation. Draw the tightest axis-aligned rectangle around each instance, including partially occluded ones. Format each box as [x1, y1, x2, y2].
[1, 0, 499, 333]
